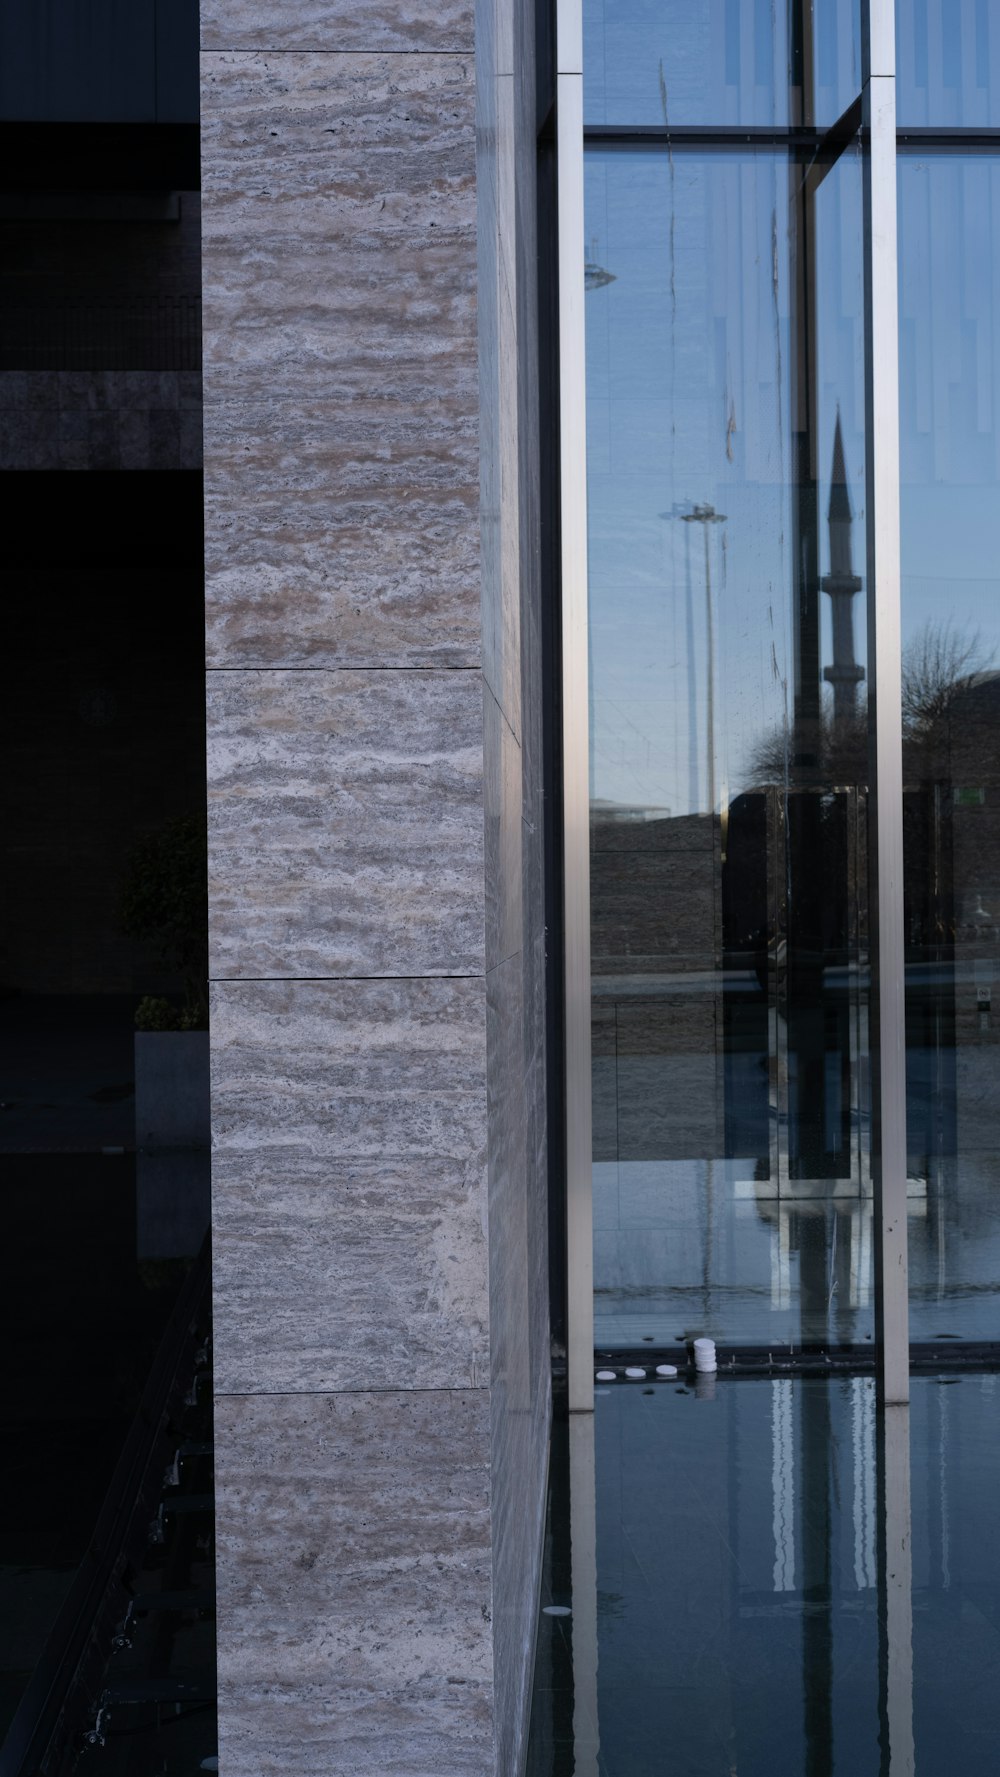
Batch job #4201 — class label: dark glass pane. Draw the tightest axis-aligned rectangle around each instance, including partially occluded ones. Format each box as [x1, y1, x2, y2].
[897, 0, 1000, 126]
[583, 0, 862, 128]
[586, 141, 870, 1348]
[899, 150, 1000, 1340]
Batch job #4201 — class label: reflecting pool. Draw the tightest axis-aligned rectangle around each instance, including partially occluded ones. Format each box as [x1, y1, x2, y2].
[527, 1375, 1000, 1775]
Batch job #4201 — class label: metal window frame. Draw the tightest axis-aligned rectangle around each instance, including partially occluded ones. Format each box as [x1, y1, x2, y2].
[556, 0, 595, 1414]
[558, 0, 1000, 1411]
[862, 0, 909, 1405]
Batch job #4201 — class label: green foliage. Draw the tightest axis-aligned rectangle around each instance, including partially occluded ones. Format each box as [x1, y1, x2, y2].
[121, 816, 208, 1030]
[134, 994, 206, 1032]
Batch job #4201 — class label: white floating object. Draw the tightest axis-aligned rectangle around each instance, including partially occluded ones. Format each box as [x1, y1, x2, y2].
[543, 1605, 572, 1616]
[693, 1337, 717, 1373]
[655, 1364, 678, 1378]
[200, 1762, 219, 1772]
[595, 1369, 617, 1382]
[625, 1366, 646, 1379]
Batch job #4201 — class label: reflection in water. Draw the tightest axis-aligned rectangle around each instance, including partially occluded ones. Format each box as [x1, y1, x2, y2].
[879, 1404, 915, 1777]
[526, 1378, 1000, 1776]
[851, 1376, 876, 1593]
[568, 1416, 600, 1777]
[771, 1378, 796, 1592]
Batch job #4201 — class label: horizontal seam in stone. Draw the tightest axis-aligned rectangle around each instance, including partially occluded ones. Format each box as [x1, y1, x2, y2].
[214, 1383, 491, 1398]
[204, 664, 483, 673]
[208, 972, 486, 982]
[201, 46, 474, 57]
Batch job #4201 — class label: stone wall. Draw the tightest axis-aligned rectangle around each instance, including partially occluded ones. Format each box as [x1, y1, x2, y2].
[201, 0, 549, 1769]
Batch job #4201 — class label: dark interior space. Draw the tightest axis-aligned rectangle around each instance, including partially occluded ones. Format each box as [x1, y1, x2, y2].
[1, 474, 208, 1149]
[2, 478, 206, 1019]
[0, 471, 214, 1765]
[1, 9, 217, 1705]
[0, 1158, 183, 1733]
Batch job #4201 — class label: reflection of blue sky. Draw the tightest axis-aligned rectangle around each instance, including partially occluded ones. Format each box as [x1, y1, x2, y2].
[583, 0, 861, 128]
[581, 0, 1000, 131]
[900, 154, 1000, 662]
[585, 146, 866, 813]
[896, 0, 1000, 126]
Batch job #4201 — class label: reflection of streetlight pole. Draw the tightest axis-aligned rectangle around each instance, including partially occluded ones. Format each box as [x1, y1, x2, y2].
[680, 503, 726, 815]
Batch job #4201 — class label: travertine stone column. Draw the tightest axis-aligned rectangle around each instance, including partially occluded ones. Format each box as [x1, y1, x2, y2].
[201, 0, 549, 1769]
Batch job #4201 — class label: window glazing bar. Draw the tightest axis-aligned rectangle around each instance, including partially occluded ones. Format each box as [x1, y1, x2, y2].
[557, 0, 594, 1414]
[862, 0, 909, 1406]
[582, 123, 851, 145]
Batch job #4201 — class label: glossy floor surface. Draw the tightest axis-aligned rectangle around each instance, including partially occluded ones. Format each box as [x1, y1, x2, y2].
[527, 1375, 1000, 1775]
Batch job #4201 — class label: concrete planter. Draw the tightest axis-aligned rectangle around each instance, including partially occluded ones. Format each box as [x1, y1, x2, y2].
[134, 1030, 210, 1152]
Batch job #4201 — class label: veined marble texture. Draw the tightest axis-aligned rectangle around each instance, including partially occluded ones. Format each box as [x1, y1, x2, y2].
[201, 4, 549, 1770]
[203, 399, 479, 666]
[201, 0, 473, 54]
[210, 975, 489, 1393]
[209, 976, 487, 1146]
[214, 1389, 494, 1776]
[207, 669, 486, 976]
[200, 52, 479, 665]
[200, 54, 475, 237]
[201, 237, 477, 407]
[212, 1153, 489, 1393]
[216, 1688, 494, 1777]
[199, 55, 476, 408]
[476, 47, 521, 740]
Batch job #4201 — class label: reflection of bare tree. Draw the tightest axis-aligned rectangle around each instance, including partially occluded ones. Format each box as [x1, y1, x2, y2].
[744, 706, 865, 788]
[902, 621, 994, 764]
[745, 620, 995, 790]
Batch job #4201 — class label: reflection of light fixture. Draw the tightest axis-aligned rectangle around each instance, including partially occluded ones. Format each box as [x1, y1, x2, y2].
[585, 260, 615, 290]
[585, 234, 616, 291]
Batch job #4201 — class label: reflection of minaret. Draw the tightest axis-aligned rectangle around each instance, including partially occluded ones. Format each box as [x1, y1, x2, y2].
[821, 412, 865, 721]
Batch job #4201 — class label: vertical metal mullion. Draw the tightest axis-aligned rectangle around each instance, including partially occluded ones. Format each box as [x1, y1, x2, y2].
[878, 1402, 915, 1774]
[557, 0, 594, 1414]
[862, 0, 909, 1404]
[568, 1414, 600, 1772]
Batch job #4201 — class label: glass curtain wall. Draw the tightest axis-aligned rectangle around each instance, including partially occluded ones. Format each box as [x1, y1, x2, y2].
[585, 1, 875, 1351]
[585, 0, 1000, 1356]
[535, 7, 1000, 1774]
[898, 136, 1000, 1339]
